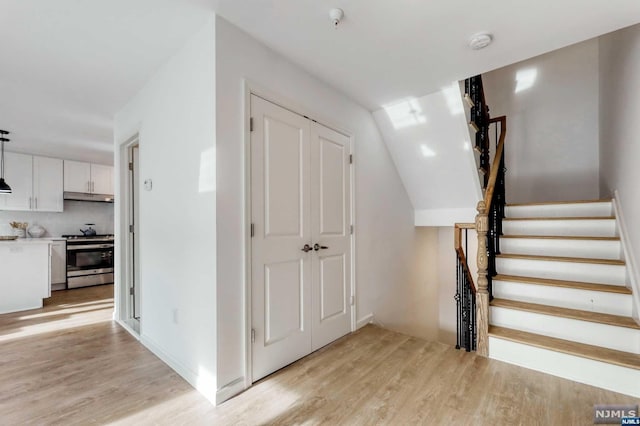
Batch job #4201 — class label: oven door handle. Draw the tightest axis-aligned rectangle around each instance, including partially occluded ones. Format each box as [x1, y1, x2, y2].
[67, 244, 114, 251]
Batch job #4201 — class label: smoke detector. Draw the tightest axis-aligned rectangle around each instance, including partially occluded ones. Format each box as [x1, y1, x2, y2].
[329, 8, 344, 29]
[469, 32, 493, 50]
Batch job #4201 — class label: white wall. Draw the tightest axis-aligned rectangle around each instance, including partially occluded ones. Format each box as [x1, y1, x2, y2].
[482, 39, 600, 203]
[0, 200, 113, 237]
[599, 23, 640, 317]
[372, 85, 482, 226]
[114, 17, 217, 402]
[215, 17, 416, 398]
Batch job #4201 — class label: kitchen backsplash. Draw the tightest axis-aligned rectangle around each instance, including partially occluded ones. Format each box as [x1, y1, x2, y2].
[0, 201, 114, 237]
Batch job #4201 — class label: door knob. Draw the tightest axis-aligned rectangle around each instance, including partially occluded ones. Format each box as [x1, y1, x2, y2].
[313, 243, 329, 251]
[301, 244, 312, 253]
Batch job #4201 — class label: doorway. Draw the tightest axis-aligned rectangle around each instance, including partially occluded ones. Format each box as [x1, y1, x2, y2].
[249, 94, 354, 381]
[129, 143, 140, 320]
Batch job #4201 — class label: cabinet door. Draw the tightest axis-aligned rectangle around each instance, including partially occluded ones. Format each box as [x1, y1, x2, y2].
[1, 152, 33, 211]
[50, 241, 67, 285]
[64, 160, 91, 193]
[91, 164, 113, 195]
[33, 156, 64, 212]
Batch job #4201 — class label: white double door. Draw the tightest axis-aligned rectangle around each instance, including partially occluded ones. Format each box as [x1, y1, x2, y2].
[251, 95, 352, 381]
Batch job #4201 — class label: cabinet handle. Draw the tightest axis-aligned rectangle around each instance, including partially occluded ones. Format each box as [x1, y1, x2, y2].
[29, 197, 32, 209]
[92, 181, 95, 192]
[87, 181, 90, 192]
[35, 198, 37, 210]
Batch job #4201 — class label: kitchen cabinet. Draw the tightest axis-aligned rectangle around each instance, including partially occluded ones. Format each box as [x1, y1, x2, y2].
[64, 160, 113, 195]
[0, 153, 63, 212]
[0, 240, 51, 314]
[50, 240, 66, 286]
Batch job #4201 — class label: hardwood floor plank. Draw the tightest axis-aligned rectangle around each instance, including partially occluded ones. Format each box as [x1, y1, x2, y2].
[0, 285, 637, 425]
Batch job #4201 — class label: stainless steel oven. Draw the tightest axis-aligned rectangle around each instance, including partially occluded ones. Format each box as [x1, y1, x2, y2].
[64, 235, 114, 288]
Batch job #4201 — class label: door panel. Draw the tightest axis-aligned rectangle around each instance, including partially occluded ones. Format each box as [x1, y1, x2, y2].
[33, 156, 63, 212]
[264, 118, 303, 237]
[251, 95, 312, 381]
[64, 160, 91, 193]
[2, 152, 33, 211]
[319, 137, 346, 236]
[311, 122, 352, 351]
[264, 259, 304, 344]
[319, 254, 346, 321]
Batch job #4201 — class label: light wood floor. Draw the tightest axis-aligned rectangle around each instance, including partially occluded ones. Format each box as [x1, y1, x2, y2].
[0, 286, 637, 425]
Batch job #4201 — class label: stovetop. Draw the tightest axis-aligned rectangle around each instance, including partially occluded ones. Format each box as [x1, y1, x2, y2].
[62, 234, 114, 241]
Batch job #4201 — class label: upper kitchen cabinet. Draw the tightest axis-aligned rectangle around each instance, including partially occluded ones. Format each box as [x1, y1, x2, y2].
[0, 153, 63, 212]
[64, 161, 113, 195]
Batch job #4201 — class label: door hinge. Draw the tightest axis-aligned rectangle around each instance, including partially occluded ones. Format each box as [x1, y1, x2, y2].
[349, 154, 353, 164]
[129, 287, 134, 296]
[129, 224, 134, 233]
[250, 117, 254, 132]
[350, 295, 355, 306]
[128, 162, 133, 171]
[251, 328, 256, 343]
[250, 223, 255, 238]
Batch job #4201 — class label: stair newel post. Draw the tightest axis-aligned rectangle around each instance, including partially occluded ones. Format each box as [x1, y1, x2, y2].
[476, 200, 490, 357]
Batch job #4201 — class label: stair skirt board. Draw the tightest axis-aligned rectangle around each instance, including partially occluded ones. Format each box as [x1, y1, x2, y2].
[505, 202, 613, 218]
[490, 306, 640, 354]
[488, 336, 640, 398]
[502, 219, 617, 237]
[492, 280, 633, 317]
[495, 257, 626, 286]
[499, 238, 622, 260]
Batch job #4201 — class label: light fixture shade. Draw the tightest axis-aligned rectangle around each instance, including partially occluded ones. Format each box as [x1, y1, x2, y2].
[0, 178, 11, 193]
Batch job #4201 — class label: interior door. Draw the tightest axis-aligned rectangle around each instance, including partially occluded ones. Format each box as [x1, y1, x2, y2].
[310, 122, 352, 351]
[251, 95, 312, 381]
[130, 144, 141, 320]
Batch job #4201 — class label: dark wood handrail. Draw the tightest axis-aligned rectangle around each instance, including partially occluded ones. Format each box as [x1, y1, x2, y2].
[483, 116, 507, 208]
[454, 223, 477, 293]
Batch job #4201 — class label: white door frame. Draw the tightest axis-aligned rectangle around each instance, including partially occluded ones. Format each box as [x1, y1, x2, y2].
[243, 81, 357, 388]
[116, 133, 141, 336]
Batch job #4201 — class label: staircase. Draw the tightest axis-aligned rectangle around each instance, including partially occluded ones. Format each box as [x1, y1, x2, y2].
[486, 199, 640, 397]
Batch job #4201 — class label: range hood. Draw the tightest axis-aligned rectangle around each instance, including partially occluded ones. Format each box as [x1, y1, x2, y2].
[64, 191, 114, 203]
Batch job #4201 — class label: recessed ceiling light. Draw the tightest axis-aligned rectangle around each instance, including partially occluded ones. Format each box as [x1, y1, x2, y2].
[469, 32, 493, 50]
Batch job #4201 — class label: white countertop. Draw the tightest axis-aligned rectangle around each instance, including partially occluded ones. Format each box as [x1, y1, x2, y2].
[0, 237, 63, 244]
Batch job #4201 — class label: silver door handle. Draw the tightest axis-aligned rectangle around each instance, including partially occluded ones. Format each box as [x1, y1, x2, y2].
[301, 244, 312, 253]
[313, 243, 329, 251]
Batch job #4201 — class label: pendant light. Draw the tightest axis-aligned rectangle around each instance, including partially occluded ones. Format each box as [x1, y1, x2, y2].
[0, 129, 11, 194]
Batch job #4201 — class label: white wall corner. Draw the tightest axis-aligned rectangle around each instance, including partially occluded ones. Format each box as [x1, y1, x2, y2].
[415, 208, 477, 226]
[216, 377, 246, 405]
[356, 313, 374, 329]
[140, 334, 217, 405]
[613, 191, 640, 322]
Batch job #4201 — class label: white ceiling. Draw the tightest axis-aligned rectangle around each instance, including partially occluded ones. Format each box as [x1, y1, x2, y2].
[2, 1, 639, 165]
[213, 0, 640, 110]
[0, 0, 213, 164]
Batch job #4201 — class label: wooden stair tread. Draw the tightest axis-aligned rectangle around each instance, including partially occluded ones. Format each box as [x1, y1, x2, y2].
[496, 253, 625, 266]
[500, 235, 620, 241]
[493, 274, 632, 294]
[489, 326, 640, 370]
[490, 298, 640, 330]
[504, 216, 615, 221]
[507, 199, 612, 207]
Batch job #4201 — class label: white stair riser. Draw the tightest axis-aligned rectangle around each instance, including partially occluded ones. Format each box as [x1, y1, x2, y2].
[500, 238, 622, 260]
[490, 306, 640, 353]
[505, 202, 613, 218]
[493, 280, 633, 316]
[503, 219, 617, 237]
[496, 257, 626, 285]
[489, 337, 640, 398]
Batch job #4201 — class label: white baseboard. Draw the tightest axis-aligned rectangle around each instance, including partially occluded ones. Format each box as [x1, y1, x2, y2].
[356, 313, 374, 329]
[216, 377, 246, 405]
[140, 334, 217, 405]
[613, 192, 640, 323]
[115, 319, 141, 341]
